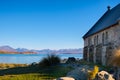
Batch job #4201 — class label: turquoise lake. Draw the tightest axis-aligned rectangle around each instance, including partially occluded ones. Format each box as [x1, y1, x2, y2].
[0, 53, 83, 64]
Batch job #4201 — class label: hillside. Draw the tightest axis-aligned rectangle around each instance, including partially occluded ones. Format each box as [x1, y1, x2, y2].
[0, 46, 83, 54]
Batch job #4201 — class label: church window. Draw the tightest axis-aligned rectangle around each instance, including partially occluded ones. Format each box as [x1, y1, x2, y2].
[97, 35, 99, 45]
[102, 33, 104, 45]
[88, 38, 91, 46]
[106, 32, 108, 43]
[94, 36, 96, 45]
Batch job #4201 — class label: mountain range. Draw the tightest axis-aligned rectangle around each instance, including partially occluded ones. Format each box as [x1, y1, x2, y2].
[0, 46, 83, 54]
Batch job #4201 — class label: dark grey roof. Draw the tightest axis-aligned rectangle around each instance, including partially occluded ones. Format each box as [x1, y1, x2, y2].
[83, 3, 120, 39]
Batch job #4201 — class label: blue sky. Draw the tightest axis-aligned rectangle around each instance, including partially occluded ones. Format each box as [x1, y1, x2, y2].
[0, 0, 119, 50]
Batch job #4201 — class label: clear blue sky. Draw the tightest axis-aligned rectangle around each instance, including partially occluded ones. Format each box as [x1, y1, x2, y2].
[0, 0, 119, 50]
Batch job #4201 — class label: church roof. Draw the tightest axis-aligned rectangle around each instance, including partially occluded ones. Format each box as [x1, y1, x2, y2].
[83, 3, 120, 39]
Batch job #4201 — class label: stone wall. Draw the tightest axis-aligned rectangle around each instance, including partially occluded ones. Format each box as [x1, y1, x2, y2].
[83, 47, 88, 61]
[96, 44, 102, 64]
[89, 45, 94, 62]
[106, 42, 115, 66]
[83, 22, 120, 65]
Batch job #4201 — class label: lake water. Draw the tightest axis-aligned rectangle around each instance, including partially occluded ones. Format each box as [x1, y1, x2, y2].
[0, 53, 83, 64]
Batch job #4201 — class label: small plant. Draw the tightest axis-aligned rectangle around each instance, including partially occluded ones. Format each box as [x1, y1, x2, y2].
[39, 54, 61, 67]
[109, 49, 120, 80]
[110, 49, 120, 67]
[88, 65, 99, 80]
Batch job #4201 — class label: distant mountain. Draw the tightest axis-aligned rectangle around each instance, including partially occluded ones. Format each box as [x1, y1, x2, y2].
[57, 48, 83, 54]
[0, 45, 83, 54]
[0, 46, 17, 52]
[33, 48, 83, 54]
[16, 48, 30, 52]
[0, 46, 35, 54]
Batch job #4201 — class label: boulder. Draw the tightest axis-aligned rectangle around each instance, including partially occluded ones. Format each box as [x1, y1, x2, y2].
[94, 71, 115, 80]
[55, 77, 75, 80]
[66, 57, 76, 63]
[67, 65, 89, 80]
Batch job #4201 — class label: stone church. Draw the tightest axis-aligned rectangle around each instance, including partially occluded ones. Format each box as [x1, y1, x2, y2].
[83, 3, 120, 65]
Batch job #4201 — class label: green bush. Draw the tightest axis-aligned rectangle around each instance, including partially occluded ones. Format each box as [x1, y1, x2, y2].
[39, 54, 61, 67]
[88, 65, 99, 80]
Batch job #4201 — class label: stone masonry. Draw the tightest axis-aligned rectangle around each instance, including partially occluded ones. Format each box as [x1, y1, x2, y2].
[83, 21, 120, 65]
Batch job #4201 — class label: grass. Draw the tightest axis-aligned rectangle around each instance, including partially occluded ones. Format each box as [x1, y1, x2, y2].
[0, 74, 45, 80]
[39, 54, 60, 67]
[0, 73, 56, 80]
[0, 54, 73, 80]
[0, 64, 72, 80]
[0, 63, 27, 69]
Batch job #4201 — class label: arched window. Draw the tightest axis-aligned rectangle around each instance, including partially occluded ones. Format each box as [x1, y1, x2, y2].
[94, 36, 96, 46]
[97, 35, 99, 45]
[88, 38, 91, 46]
[102, 33, 104, 45]
[106, 32, 108, 43]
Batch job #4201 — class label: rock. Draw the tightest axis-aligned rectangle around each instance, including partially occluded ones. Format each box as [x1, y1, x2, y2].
[66, 57, 76, 63]
[55, 77, 75, 80]
[94, 71, 115, 80]
[30, 62, 37, 66]
[66, 65, 89, 80]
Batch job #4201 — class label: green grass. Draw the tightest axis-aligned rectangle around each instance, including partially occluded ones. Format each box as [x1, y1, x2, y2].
[0, 74, 54, 80]
[0, 65, 72, 80]
[0, 54, 72, 80]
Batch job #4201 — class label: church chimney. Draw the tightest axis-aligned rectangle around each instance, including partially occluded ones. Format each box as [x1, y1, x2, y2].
[107, 6, 111, 11]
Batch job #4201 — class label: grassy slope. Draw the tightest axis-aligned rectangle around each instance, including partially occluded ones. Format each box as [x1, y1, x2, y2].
[0, 64, 72, 80]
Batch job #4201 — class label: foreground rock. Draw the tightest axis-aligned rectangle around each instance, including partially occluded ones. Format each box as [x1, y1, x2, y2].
[55, 77, 75, 80]
[66, 57, 76, 63]
[55, 62, 115, 80]
[94, 71, 115, 80]
[66, 65, 89, 80]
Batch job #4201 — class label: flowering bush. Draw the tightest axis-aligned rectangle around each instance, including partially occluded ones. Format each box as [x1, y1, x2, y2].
[88, 65, 99, 80]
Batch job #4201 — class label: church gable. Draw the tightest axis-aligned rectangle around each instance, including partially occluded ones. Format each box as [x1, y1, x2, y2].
[83, 3, 120, 39]
[83, 3, 120, 65]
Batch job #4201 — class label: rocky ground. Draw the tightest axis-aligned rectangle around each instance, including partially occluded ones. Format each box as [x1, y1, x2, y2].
[56, 57, 115, 80]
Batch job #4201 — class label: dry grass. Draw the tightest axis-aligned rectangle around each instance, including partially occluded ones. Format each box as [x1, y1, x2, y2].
[110, 49, 120, 67]
[0, 65, 72, 80]
[0, 63, 27, 69]
[39, 54, 60, 67]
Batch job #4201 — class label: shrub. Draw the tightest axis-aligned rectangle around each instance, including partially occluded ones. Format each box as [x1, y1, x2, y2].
[39, 54, 61, 67]
[110, 49, 120, 67]
[88, 65, 99, 80]
[109, 49, 120, 80]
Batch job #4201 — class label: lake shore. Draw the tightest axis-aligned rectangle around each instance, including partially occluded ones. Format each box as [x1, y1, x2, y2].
[0, 53, 82, 64]
[0, 59, 113, 80]
[0, 62, 73, 80]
